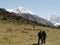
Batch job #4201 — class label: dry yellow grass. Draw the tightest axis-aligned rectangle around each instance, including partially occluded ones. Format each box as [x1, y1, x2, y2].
[0, 21, 60, 45]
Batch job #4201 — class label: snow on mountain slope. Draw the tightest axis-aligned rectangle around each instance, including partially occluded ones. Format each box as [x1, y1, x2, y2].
[54, 23, 60, 26]
[6, 7, 53, 27]
[6, 7, 36, 15]
[46, 15, 60, 26]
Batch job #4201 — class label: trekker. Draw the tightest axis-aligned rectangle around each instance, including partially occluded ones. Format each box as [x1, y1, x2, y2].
[42, 31, 47, 44]
[38, 30, 43, 44]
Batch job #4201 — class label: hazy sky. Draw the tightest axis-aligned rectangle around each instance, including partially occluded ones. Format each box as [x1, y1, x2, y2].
[0, 0, 60, 18]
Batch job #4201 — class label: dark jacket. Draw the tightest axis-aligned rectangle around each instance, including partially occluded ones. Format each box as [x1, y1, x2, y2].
[38, 31, 43, 38]
[42, 31, 47, 38]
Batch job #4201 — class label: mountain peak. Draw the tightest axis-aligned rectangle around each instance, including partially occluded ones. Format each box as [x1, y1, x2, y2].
[18, 7, 25, 10]
[46, 15, 60, 26]
[6, 7, 36, 15]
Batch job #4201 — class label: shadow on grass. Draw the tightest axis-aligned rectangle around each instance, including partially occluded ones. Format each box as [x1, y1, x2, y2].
[31, 43, 42, 45]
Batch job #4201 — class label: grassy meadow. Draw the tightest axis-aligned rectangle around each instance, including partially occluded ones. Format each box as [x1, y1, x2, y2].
[0, 20, 60, 45]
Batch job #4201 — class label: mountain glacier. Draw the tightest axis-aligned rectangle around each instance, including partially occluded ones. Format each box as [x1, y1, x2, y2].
[6, 7, 53, 26]
[46, 15, 60, 26]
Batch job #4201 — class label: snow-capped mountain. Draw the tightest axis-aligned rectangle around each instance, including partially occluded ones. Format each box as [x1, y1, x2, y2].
[6, 7, 36, 15]
[6, 7, 53, 26]
[46, 15, 60, 26]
